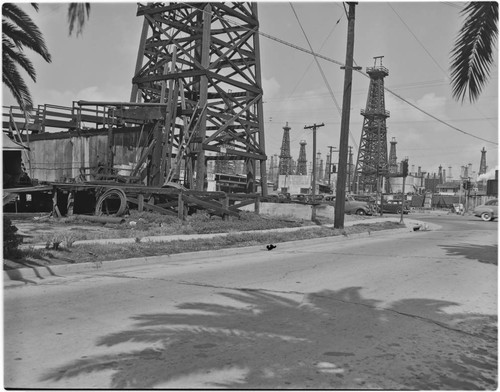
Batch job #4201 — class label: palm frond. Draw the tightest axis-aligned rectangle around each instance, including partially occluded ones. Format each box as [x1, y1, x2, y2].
[68, 3, 91, 36]
[2, 4, 51, 62]
[2, 55, 33, 111]
[450, 2, 499, 102]
[2, 2, 51, 111]
[3, 39, 37, 81]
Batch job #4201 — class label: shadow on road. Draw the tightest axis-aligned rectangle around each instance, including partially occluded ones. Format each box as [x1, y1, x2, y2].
[440, 243, 498, 265]
[40, 287, 497, 389]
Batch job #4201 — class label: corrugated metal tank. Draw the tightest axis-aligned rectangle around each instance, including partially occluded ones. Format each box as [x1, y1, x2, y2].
[22, 127, 146, 182]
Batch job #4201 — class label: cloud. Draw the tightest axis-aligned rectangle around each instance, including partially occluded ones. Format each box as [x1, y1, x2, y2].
[262, 77, 281, 99]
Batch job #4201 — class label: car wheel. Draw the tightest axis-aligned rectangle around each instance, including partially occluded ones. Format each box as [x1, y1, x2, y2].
[356, 209, 366, 215]
[481, 212, 492, 222]
[396, 208, 402, 214]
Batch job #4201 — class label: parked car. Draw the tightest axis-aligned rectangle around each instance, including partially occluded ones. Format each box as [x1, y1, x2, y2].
[323, 195, 372, 215]
[473, 199, 498, 221]
[306, 194, 324, 203]
[379, 200, 410, 214]
[291, 194, 307, 202]
[260, 194, 280, 203]
[352, 194, 376, 204]
[351, 194, 377, 214]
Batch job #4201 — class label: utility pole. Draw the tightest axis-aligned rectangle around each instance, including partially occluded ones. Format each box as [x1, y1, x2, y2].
[334, 2, 359, 229]
[348, 146, 353, 193]
[305, 123, 324, 220]
[327, 145, 336, 189]
[400, 158, 408, 224]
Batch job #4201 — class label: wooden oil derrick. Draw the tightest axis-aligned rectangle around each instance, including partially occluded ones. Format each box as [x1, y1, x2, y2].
[353, 57, 390, 193]
[296, 140, 307, 175]
[278, 122, 292, 175]
[130, 2, 267, 194]
[389, 137, 398, 175]
[479, 147, 487, 175]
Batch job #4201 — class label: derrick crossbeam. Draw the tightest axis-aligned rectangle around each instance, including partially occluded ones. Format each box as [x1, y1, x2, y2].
[130, 2, 267, 193]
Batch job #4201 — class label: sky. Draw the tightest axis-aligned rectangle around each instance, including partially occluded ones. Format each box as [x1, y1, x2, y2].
[3, 1, 499, 181]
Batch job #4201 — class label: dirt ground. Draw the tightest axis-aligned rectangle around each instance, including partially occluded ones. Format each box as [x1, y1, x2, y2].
[4, 213, 396, 271]
[13, 219, 113, 246]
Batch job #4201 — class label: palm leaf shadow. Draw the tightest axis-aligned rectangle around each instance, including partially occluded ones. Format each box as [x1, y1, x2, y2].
[40, 287, 497, 389]
[440, 243, 498, 265]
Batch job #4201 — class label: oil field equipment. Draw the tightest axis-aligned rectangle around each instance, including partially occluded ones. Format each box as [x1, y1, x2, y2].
[353, 56, 390, 193]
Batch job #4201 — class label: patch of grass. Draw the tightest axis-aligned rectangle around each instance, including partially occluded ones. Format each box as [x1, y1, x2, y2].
[7, 221, 402, 267]
[18, 211, 309, 244]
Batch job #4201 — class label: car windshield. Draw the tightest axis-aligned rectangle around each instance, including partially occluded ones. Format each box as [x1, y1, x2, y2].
[485, 200, 498, 206]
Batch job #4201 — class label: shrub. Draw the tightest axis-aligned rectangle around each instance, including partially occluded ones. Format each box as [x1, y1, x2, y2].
[3, 218, 23, 257]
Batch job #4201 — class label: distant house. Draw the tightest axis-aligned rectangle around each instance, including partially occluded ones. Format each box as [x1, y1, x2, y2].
[436, 182, 460, 195]
[424, 177, 440, 193]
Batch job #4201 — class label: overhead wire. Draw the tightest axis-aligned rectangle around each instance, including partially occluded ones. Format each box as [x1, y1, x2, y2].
[287, 11, 344, 98]
[387, 3, 449, 76]
[441, 2, 464, 10]
[179, 2, 498, 146]
[289, 2, 359, 152]
[289, 2, 342, 114]
[388, 2, 496, 133]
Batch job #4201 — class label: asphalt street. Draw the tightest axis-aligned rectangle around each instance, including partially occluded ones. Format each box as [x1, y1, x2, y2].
[3, 214, 497, 389]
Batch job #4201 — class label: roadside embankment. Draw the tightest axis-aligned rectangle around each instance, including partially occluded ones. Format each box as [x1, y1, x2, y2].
[4, 216, 437, 286]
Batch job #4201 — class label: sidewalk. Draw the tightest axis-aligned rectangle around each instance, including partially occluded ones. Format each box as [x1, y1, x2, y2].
[4, 216, 435, 287]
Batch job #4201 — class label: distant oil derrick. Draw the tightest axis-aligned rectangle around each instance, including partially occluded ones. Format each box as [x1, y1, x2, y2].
[353, 57, 390, 193]
[296, 140, 308, 175]
[317, 153, 323, 181]
[278, 122, 292, 175]
[479, 147, 487, 175]
[130, 2, 267, 192]
[389, 137, 398, 174]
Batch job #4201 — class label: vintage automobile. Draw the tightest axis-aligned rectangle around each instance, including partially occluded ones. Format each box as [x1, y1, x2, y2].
[290, 194, 307, 202]
[323, 195, 372, 215]
[473, 199, 498, 221]
[260, 194, 280, 203]
[379, 200, 411, 214]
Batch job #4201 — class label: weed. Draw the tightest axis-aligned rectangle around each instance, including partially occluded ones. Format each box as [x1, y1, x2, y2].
[92, 260, 103, 270]
[63, 234, 78, 248]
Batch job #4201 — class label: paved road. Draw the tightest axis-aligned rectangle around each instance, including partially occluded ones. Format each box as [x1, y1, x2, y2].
[4, 215, 497, 389]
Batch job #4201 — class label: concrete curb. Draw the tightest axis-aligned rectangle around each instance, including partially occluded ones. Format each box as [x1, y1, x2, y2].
[4, 219, 435, 287]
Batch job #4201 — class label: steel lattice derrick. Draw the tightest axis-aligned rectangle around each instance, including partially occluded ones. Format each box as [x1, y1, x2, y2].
[353, 62, 390, 194]
[296, 140, 307, 175]
[130, 2, 267, 192]
[279, 123, 292, 175]
[479, 147, 487, 175]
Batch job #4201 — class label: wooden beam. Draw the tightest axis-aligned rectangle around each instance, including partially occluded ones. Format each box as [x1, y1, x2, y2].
[182, 194, 239, 217]
[228, 199, 255, 211]
[127, 196, 177, 216]
[202, 145, 266, 160]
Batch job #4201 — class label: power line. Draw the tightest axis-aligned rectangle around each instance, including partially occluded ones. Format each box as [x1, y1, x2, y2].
[179, 2, 498, 146]
[289, 2, 342, 114]
[441, 2, 464, 10]
[289, 2, 359, 151]
[381, 82, 498, 145]
[387, 3, 449, 76]
[287, 11, 344, 98]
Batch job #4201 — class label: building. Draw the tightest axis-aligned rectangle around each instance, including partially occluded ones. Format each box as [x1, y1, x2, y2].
[435, 182, 461, 195]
